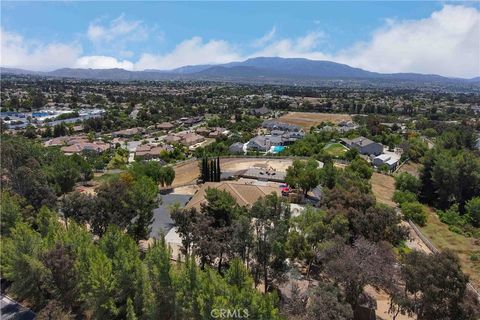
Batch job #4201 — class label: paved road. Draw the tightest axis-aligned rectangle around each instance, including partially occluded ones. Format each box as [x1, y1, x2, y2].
[150, 193, 192, 238]
[0, 295, 35, 320]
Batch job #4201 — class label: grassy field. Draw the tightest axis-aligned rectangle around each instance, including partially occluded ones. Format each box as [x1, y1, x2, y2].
[420, 207, 480, 288]
[371, 172, 396, 207]
[278, 112, 352, 129]
[323, 143, 348, 157]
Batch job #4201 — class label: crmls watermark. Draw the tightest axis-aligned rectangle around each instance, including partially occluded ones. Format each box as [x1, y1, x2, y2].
[210, 308, 249, 318]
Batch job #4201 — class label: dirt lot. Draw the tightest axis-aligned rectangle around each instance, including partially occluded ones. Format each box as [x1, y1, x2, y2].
[172, 159, 201, 187]
[278, 112, 352, 129]
[172, 157, 294, 187]
[371, 172, 396, 207]
[397, 161, 422, 178]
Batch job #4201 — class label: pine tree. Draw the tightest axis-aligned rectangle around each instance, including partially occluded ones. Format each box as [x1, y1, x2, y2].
[126, 298, 137, 320]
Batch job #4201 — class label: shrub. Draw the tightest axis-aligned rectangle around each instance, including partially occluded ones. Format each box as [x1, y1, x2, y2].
[466, 197, 480, 228]
[393, 190, 417, 205]
[438, 204, 466, 227]
[401, 202, 427, 226]
[395, 172, 420, 194]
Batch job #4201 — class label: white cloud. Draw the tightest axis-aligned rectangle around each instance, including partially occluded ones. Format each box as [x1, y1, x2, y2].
[74, 56, 134, 70]
[134, 36, 242, 70]
[335, 5, 480, 78]
[253, 26, 276, 47]
[251, 31, 329, 60]
[0, 28, 81, 71]
[1, 5, 478, 77]
[87, 14, 148, 43]
[249, 5, 480, 78]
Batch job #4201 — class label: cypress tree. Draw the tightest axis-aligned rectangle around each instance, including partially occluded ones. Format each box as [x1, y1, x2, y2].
[216, 157, 221, 182]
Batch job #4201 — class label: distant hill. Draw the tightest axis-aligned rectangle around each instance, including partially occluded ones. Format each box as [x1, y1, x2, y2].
[2, 57, 478, 84]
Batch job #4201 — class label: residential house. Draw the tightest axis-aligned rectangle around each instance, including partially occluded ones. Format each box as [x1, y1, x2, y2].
[179, 132, 205, 146]
[185, 181, 281, 210]
[247, 136, 272, 151]
[61, 141, 110, 155]
[180, 116, 203, 126]
[157, 122, 175, 131]
[229, 142, 245, 154]
[262, 120, 301, 132]
[252, 106, 272, 117]
[340, 136, 383, 155]
[135, 144, 173, 160]
[372, 153, 401, 170]
[164, 134, 182, 144]
[111, 127, 143, 138]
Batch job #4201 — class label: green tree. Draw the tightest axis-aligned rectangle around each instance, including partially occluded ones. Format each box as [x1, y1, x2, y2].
[1, 191, 24, 236]
[347, 157, 373, 180]
[400, 201, 427, 226]
[61, 191, 96, 226]
[1, 223, 48, 307]
[250, 193, 290, 293]
[126, 298, 137, 320]
[145, 238, 175, 319]
[400, 250, 475, 320]
[128, 175, 159, 241]
[395, 172, 420, 194]
[466, 197, 480, 228]
[286, 159, 321, 195]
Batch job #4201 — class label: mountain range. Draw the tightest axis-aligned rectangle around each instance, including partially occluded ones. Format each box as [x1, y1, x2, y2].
[2, 57, 479, 84]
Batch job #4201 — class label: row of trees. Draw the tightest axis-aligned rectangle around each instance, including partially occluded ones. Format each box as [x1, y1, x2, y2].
[1, 204, 281, 319]
[199, 156, 221, 182]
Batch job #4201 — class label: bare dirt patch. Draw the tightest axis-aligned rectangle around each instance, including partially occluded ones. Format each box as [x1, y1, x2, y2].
[172, 159, 200, 187]
[365, 286, 415, 320]
[172, 158, 294, 187]
[371, 172, 396, 207]
[222, 158, 293, 172]
[278, 112, 352, 129]
[397, 161, 422, 178]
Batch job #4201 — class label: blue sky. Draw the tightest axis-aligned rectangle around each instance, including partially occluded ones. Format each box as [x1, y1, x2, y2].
[1, 1, 479, 77]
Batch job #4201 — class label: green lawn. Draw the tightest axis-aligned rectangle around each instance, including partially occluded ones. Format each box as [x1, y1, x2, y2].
[93, 172, 121, 183]
[323, 143, 348, 157]
[420, 206, 480, 288]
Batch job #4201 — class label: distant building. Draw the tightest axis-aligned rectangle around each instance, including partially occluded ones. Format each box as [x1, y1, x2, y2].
[157, 122, 175, 131]
[111, 127, 143, 138]
[247, 136, 273, 151]
[135, 144, 173, 160]
[61, 142, 110, 155]
[179, 132, 204, 146]
[340, 136, 383, 156]
[262, 120, 301, 132]
[164, 134, 182, 144]
[252, 106, 272, 116]
[229, 142, 245, 154]
[372, 153, 400, 170]
[180, 116, 203, 126]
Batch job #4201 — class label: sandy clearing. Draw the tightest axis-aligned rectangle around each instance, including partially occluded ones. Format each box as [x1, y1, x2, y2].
[172, 158, 294, 187]
[278, 112, 352, 129]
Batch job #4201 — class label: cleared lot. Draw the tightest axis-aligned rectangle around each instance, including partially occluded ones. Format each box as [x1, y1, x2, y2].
[173, 157, 294, 187]
[371, 172, 396, 207]
[278, 112, 352, 129]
